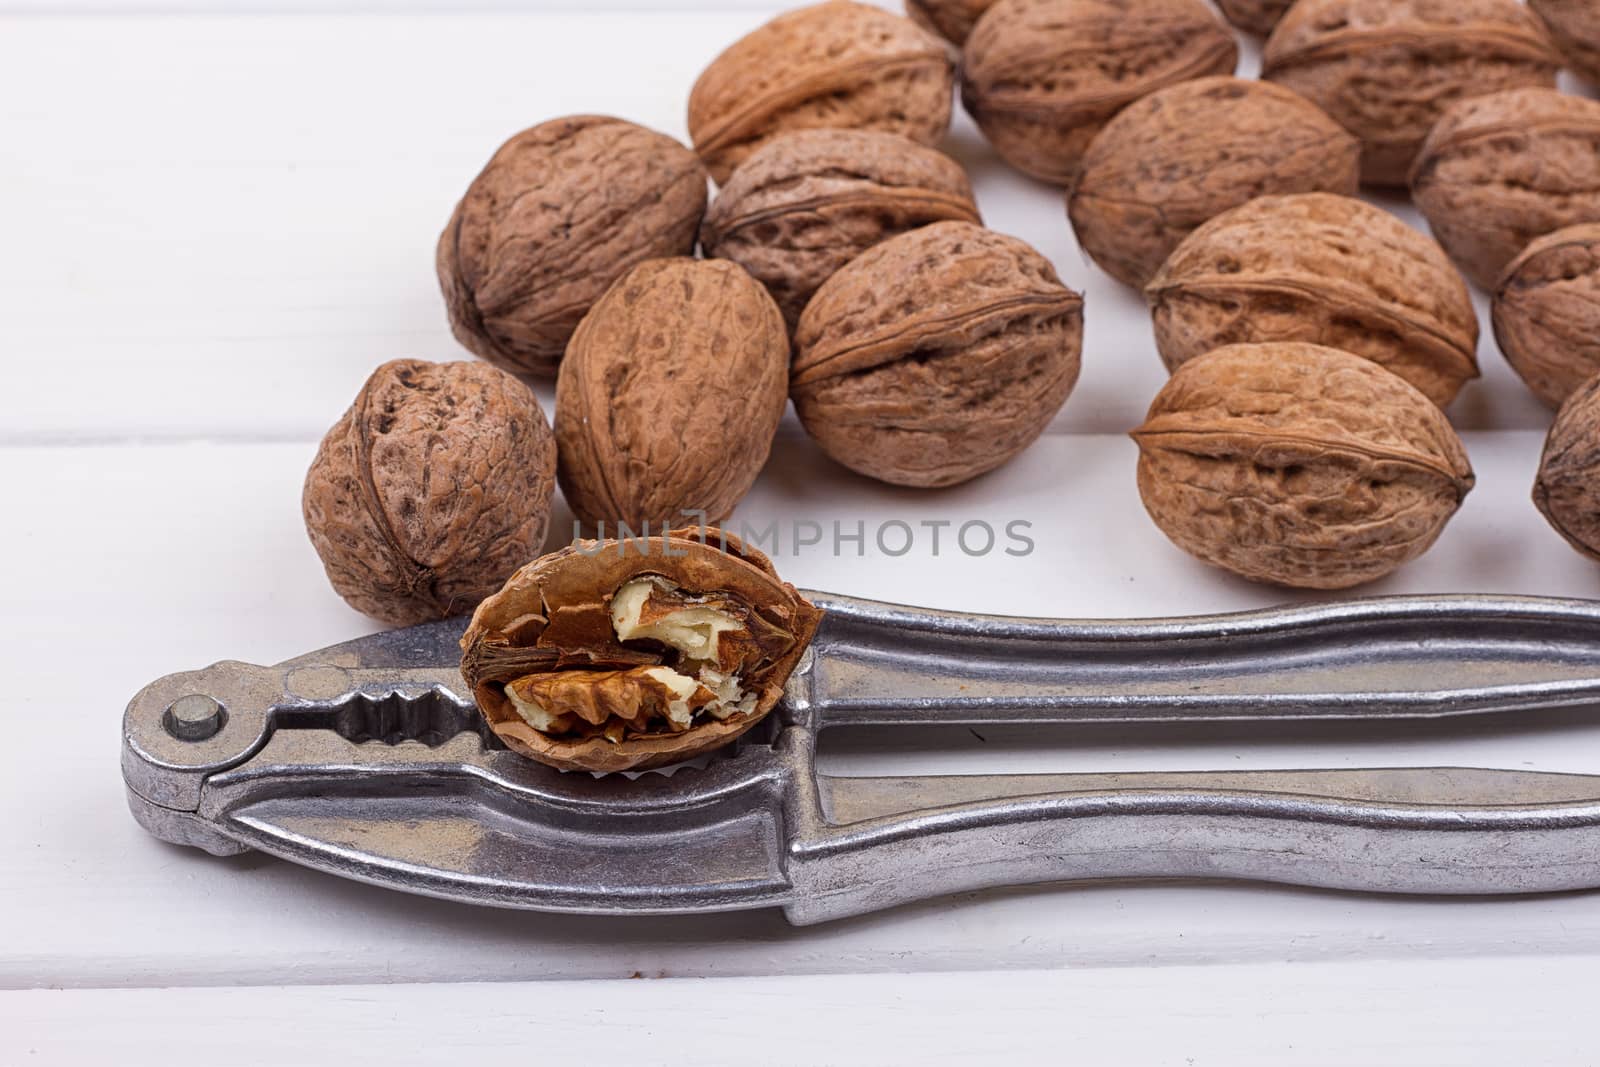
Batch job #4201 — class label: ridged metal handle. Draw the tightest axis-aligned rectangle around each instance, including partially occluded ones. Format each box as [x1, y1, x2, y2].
[799, 593, 1600, 727]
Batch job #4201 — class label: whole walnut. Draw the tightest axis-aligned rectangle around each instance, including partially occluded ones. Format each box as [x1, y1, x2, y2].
[959, 0, 1239, 185]
[556, 258, 788, 530]
[303, 359, 556, 627]
[792, 221, 1083, 487]
[1214, 0, 1292, 36]
[1131, 343, 1474, 589]
[1530, 0, 1600, 84]
[906, 0, 995, 45]
[460, 528, 822, 773]
[1067, 77, 1361, 288]
[437, 116, 707, 376]
[1411, 88, 1600, 291]
[688, 1, 955, 184]
[1261, 0, 1562, 188]
[1493, 224, 1600, 409]
[700, 130, 981, 331]
[1146, 193, 1480, 407]
[1535, 375, 1600, 562]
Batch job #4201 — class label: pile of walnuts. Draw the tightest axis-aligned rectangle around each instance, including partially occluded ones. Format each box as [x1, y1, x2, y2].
[304, 0, 1600, 626]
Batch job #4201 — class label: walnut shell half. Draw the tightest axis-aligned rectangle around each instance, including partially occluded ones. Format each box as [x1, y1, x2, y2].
[555, 258, 789, 530]
[1145, 193, 1479, 407]
[1530, 0, 1600, 84]
[688, 1, 955, 184]
[303, 359, 557, 627]
[1067, 77, 1360, 288]
[460, 528, 822, 773]
[1493, 224, 1600, 409]
[1131, 342, 1474, 589]
[1261, 0, 1561, 188]
[1535, 375, 1600, 563]
[437, 116, 707, 377]
[959, 0, 1238, 185]
[1411, 88, 1600, 291]
[700, 130, 981, 330]
[792, 221, 1083, 487]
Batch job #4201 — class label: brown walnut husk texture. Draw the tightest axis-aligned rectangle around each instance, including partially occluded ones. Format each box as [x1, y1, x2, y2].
[688, 0, 955, 184]
[1214, 0, 1292, 37]
[1530, 0, 1600, 84]
[1411, 88, 1600, 292]
[1261, 0, 1561, 188]
[700, 130, 981, 330]
[792, 221, 1083, 487]
[556, 258, 789, 530]
[437, 116, 707, 376]
[905, 0, 996, 45]
[303, 359, 557, 627]
[1494, 224, 1600, 409]
[959, 0, 1238, 186]
[1131, 343, 1474, 589]
[1146, 193, 1480, 407]
[1535, 375, 1600, 562]
[459, 528, 822, 773]
[1067, 77, 1360, 288]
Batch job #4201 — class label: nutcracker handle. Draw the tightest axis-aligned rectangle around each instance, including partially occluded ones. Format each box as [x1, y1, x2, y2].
[795, 592, 1600, 727]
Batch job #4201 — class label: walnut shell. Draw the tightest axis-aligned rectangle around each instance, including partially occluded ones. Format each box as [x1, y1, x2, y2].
[1411, 88, 1600, 291]
[1530, 0, 1600, 84]
[1131, 342, 1474, 589]
[1214, 0, 1292, 37]
[460, 527, 822, 773]
[687, 1, 955, 184]
[791, 221, 1083, 487]
[555, 258, 789, 529]
[1145, 193, 1480, 408]
[303, 359, 557, 627]
[700, 130, 980, 331]
[905, 0, 995, 45]
[436, 116, 708, 376]
[1493, 224, 1600, 409]
[1261, 0, 1562, 188]
[1535, 376, 1600, 562]
[959, 0, 1238, 185]
[1067, 77, 1361, 288]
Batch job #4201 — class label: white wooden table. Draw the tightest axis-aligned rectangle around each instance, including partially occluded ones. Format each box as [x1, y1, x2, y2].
[4, 5, 1599, 1062]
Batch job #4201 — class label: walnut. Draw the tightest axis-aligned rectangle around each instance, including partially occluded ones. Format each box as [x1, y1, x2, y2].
[687, 1, 955, 184]
[1067, 77, 1360, 288]
[1131, 342, 1474, 589]
[1146, 193, 1480, 407]
[436, 116, 707, 377]
[699, 130, 981, 331]
[555, 258, 788, 530]
[1493, 224, 1600, 409]
[1411, 88, 1600, 291]
[959, 0, 1238, 185]
[791, 221, 1083, 487]
[1261, 0, 1561, 188]
[459, 528, 822, 773]
[1214, 0, 1292, 37]
[1535, 376, 1600, 563]
[303, 360, 556, 627]
[905, 0, 995, 45]
[1530, 0, 1600, 84]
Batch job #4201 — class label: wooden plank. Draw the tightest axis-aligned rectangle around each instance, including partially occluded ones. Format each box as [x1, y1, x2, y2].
[7, 436, 1600, 990]
[0, 13, 1558, 444]
[4, 958, 1595, 1065]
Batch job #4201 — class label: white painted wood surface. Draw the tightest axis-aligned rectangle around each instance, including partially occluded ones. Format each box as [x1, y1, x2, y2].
[4, 6, 1600, 1060]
